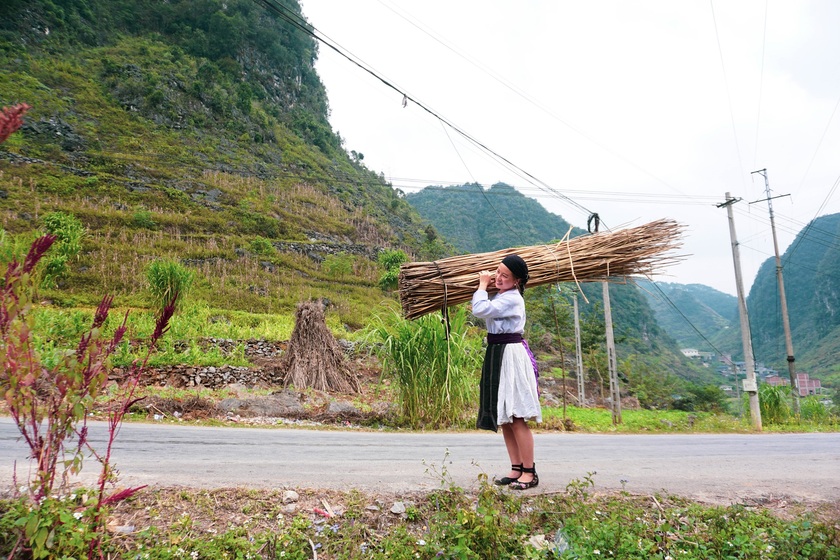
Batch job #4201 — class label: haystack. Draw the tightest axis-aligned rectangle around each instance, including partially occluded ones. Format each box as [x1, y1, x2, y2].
[279, 300, 360, 393]
[399, 219, 683, 320]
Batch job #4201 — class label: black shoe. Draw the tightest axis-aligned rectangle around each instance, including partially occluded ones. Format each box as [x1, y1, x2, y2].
[509, 464, 539, 490]
[494, 463, 523, 485]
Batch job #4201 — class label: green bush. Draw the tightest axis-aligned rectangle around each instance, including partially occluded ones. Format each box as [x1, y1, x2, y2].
[758, 383, 792, 425]
[322, 252, 354, 279]
[377, 248, 407, 290]
[248, 236, 275, 255]
[800, 395, 831, 423]
[133, 209, 157, 229]
[40, 211, 84, 287]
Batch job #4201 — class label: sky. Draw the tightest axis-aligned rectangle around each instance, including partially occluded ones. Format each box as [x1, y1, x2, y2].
[298, 0, 840, 297]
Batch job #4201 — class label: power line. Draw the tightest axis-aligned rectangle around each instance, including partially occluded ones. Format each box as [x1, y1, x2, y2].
[373, 0, 689, 200]
[709, 0, 747, 192]
[253, 0, 602, 225]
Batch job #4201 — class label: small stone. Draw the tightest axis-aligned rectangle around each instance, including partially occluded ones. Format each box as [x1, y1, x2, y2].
[390, 501, 406, 514]
[282, 490, 299, 504]
[281, 504, 297, 514]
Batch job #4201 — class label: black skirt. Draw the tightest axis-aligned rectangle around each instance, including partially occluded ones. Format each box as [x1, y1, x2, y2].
[476, 343, 506, 432]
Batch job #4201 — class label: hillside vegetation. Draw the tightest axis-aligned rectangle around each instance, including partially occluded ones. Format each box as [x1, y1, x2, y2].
[0, 0, 445, 328]
[748, 212, 840, 389]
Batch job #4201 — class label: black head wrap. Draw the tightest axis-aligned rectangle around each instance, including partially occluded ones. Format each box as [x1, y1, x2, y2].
[501, 254, 529, 294]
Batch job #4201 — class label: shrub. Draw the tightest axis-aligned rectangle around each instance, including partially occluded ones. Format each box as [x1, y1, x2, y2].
[758, 383, 792, 425]
[800, 395, 831, 423]
[377, 248, 407, 290]
[40, 211, 85, 287]
[322, 252, 354, 279]
[0, 235, 177, 558]
[248, 236, 275, 255]
[133, 209, 157, 229]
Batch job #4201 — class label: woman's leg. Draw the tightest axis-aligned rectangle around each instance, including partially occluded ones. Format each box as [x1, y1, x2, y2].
[509, 417, 535, 483]
[500, 423, 522, 478]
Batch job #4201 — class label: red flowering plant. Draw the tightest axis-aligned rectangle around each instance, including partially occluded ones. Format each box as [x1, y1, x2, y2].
[0, 113, 179, 557]
[0, 232, 178, 558]
[0, 103, 31, 144]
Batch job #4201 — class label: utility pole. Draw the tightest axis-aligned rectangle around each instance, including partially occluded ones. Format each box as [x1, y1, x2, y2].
[602, 282, 621, 425]
[751, 169, 800, 415]
[718, 193, 761, 430]
[573, 292, 585, 406]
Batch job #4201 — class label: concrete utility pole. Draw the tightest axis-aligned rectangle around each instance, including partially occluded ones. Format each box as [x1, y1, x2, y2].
[602, 282, 621, 425]
[751, 169, 800, 415]
[719, 193, 762, 430]
[573, 292, 586, 406]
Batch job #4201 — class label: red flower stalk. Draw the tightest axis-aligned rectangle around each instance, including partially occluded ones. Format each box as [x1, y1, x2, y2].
[0, 103, 31, 144]
[92, 295, 113, 330]
[77, 295, 114, 362]
[99, 485, 147, 506]
[22, 234, 57, 275]
[151, 296, 178, 344]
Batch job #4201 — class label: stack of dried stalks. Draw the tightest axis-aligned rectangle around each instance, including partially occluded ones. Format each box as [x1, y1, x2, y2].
[279, 300, 360, 393]
[398, 219, 684, 320]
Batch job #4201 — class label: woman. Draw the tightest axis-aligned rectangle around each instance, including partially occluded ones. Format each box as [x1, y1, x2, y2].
[471, 254, 541, 490]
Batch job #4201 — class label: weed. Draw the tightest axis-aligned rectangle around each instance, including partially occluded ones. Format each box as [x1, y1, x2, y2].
[566, 471, 597, 499]
[0, 235, 177, 558]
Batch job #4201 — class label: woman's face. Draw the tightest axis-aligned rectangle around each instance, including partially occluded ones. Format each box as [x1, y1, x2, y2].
[494, 263, 518, 293]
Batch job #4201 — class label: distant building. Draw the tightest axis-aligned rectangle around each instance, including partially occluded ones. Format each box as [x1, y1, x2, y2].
[681, 348, 699, 358]
[765, 373, 822, 397]
[795, 373, 822, 396]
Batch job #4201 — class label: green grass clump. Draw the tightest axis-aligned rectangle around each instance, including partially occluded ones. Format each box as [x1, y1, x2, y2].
[366, 306, 482, 429]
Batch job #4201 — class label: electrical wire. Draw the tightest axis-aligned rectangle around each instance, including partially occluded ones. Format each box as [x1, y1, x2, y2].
[252, 0, 603, 226]
[709, 0, 747, 192]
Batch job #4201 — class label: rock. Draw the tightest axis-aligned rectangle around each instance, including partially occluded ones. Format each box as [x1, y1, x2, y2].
[326, 401, 360, 416]
[217, 394, 303, 417]
[390, 501, 406, 515]
[282, 490, 299, 504]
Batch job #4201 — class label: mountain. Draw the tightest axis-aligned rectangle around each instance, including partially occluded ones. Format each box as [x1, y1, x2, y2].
[406, 183, 585, 253]
[747, 212, 840, 386]
[406, 183, 718, 385]
[637, 280, 740, 355]
[0, 0, 447, 326]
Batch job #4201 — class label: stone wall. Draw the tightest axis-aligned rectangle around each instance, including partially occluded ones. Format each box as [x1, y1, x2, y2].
[112, 337, 358, 390]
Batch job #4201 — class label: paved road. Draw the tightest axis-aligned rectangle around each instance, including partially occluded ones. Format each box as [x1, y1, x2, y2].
[1, 417, 838, 504]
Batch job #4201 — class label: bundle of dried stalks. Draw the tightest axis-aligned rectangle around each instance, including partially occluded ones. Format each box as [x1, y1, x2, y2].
[280, 300, 360, 393]
[399, 219, 684, 320]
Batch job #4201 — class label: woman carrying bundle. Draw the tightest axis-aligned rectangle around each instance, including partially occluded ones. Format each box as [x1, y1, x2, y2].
[471, 254, 541, 490]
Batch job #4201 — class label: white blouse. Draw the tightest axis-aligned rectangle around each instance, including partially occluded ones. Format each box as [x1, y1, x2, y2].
[471, 289, 526, 335]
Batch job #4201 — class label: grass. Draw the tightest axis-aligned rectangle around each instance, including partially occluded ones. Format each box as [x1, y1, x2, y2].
[542, 405, 750, 433]
[2, 479, 837, 559]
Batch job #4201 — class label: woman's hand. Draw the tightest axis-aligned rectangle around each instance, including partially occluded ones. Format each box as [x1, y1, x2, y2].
[478, 270, 492, 291]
